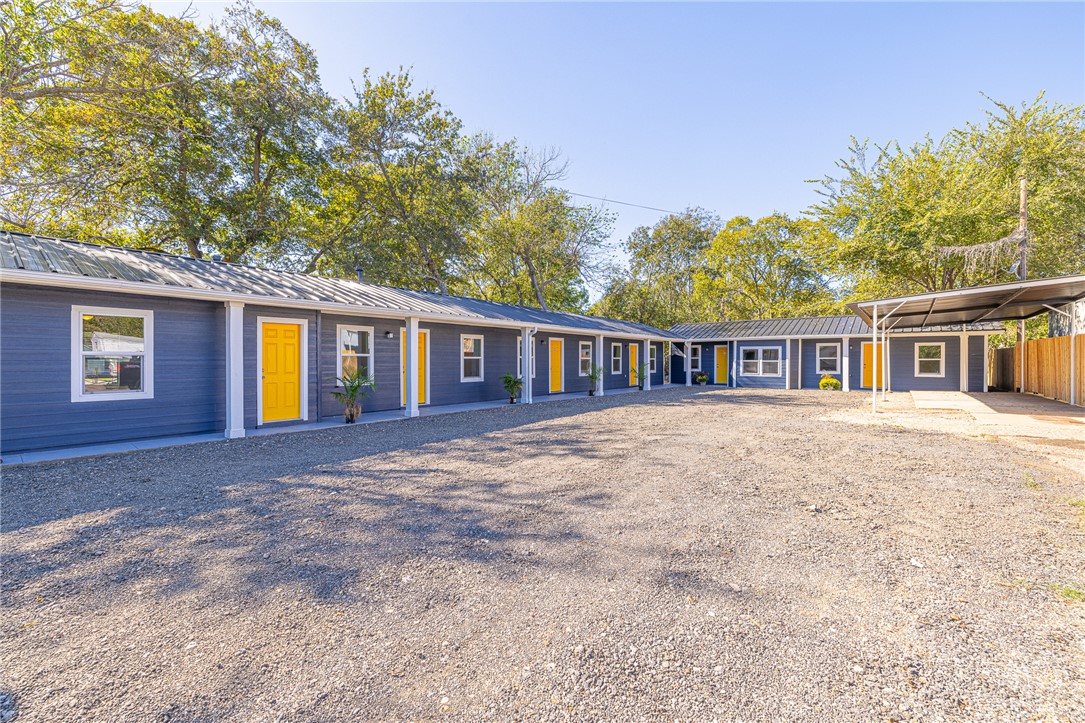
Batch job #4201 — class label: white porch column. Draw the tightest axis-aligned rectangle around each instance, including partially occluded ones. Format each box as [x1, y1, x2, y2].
[225, 301, 245, 439]
[871, 305, 878, 413]
[1070, 303, 1077, 406]
[982, 334, 990, 393]
[643, 339, 652, 390]
[404, 317, 420, 418]
[797, 339, 803, 390]
[841, 337, 851, 391]
[595, 334, 605, 396]
[959, 332, 969, 392]
[785, 338, 792, 389]
[730, 341, 736, 388]
[685, 342, 692, 386]
[520, 329, 533, 404]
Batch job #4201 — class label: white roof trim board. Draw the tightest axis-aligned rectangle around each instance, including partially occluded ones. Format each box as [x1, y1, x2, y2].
[0, 231, 678, 340]
[668, 315, 1002, 341]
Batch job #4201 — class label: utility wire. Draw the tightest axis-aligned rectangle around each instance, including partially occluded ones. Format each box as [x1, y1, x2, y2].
[565, 191, 681, 215]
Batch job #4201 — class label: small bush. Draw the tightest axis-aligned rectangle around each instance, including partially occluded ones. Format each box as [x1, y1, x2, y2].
[819, 374, 842, 391]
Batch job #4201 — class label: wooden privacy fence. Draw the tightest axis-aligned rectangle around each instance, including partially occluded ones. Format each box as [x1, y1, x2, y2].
[988, 335, 1084, 406]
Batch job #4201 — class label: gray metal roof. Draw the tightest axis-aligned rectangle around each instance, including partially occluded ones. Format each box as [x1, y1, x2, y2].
[0, 230, 675, 338]
[847, 275, 1085, 328]
[669, 315, 1003, 340]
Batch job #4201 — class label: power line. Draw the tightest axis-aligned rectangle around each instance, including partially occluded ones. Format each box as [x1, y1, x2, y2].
[565, 191, 681, 216]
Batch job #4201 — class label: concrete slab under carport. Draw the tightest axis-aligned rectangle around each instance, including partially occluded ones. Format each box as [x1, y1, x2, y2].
[910, 390, 1084, 448]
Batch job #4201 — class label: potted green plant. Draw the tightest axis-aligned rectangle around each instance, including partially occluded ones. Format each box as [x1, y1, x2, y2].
[502, 372, 524, 403]
[331, 369, 376, 423]
[634, 362, 647, 390]
[819, 373, 842, 391]
[693, 371, 708, 386]
[586, 365, 603, 396]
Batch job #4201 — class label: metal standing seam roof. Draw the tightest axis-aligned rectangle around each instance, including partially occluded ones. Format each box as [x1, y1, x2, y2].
[668, 315, 1004, 340]
[0, 230, 677, 339]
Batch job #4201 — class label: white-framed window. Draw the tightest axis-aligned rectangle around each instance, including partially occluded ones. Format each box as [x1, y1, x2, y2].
[610, 343, 622, 374]
[71, 306, 154, 402]
[649, 344, 658, 373]
[815, 343, 840, 374]
[915, 342, 945, 377]
[740, 346, 781, 376]
[579, 341, 593, 376]
[461, 334, 484, 381]
[690, 345, 701, 372]
[516, 336, 536, 377]
[336, 325, 373, 381]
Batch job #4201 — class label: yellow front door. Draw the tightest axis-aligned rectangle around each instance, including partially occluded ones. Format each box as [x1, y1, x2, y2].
[629, 343, 638, 386]
[262, 322, 302, 422]
[401, 330, 428, 405]
[549, 339, 563, 393]
[715, 346, 729, 385]
[862, 342, 884, 388]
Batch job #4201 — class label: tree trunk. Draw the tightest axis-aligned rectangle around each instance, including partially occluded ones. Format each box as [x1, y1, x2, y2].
[522, 251, 548, 310]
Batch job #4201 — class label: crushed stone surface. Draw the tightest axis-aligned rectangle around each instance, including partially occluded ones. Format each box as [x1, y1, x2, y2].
[2, 388, 1083, 721]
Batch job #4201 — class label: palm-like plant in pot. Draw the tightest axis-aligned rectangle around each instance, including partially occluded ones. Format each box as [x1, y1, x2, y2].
[586, 365, 604, 395]
[331, 369, 376, 423]
[502, 372, 524, 403]
[634, 362, 648, 390]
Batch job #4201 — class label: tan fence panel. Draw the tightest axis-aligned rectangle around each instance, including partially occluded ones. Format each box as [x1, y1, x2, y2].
[989, 336, 1082, 406]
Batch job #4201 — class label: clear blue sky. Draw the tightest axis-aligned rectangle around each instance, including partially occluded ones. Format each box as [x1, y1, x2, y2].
[151, 1, 1084, 249]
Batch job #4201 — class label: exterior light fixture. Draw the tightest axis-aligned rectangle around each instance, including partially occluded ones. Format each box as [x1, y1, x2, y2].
[385, 331, 395, 339]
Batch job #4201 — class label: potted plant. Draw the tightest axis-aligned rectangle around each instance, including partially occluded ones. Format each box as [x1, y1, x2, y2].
[586, 365, 603, 396]
[502, 372, 524, 403]
[331, 369, 376, 423]
[693, 371, 708, 386]
[634, 363, 647, 390]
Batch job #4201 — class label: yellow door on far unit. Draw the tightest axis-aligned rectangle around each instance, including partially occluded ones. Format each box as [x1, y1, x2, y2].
[401, 330, 428, 405]
[629, 343, 638, 386]
[715, 346, 728, 385]
[262, 322, 302, 422]
[861, 342, 884, 388]
[549, 339, 563, 393]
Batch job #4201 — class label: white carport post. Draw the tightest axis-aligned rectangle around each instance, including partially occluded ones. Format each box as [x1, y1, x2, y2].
[1071, 303, 1078, 406]
[595, 334, 605, 396]
[642, 339, 652, 390]
[1019, 320, 1026, 394]
[404, 317, 420, 418]
[881, 322, 889, 402]
[841, 337, 851, 391]
[521, 328, 534, 404]
[225, 301, 245, 439]
[871, 304, 878, 413]
[684, 342, 692, 387]
[959, 332, 969, 392]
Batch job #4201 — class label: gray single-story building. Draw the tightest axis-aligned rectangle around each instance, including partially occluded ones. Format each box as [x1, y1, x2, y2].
[0, 232, 673, 454]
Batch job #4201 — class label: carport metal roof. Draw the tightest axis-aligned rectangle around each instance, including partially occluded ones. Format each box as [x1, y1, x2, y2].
[847, 275, 1085, 327]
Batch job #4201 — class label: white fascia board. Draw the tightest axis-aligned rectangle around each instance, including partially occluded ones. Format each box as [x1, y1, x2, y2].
[1, 268, 663, 342]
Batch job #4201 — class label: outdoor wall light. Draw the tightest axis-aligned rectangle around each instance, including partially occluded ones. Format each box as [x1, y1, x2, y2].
[384, 331, 395, 339]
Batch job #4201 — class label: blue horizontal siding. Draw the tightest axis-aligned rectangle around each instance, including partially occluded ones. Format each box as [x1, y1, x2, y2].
[734, 340, 787, 389]
[968, 335, 985, 392]
[318, 314, 404, 415]
[801, 338, 846, 389]
[1, 284, 225, 453]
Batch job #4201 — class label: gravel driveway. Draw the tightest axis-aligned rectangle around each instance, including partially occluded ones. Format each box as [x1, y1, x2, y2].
[3, 388, 1083, 721]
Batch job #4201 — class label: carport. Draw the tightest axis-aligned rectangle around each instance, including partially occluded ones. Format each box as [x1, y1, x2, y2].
[848, 275, 1085, 412]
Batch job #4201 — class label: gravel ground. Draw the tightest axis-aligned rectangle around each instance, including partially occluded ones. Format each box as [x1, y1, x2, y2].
[2, 387, 1084, 721]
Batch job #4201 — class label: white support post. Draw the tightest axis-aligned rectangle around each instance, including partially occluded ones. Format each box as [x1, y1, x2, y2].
[595, 334, 605, 396]
[642, 339, 652, 391]
[871, 305, 878, 413]
[959, 332, 969, 393]
[730, 341, 736, 388]
[784, 338, 792, 389]
[521, 328, 533, 404]
[1071, 303, 1078, 406]
[1019, 319, 1026, 394]
[685, 342, 692, 386]
[404, 317, 420, 418]
[841, 337, 851, 391]
[982, 334, 990, 393]
[881, 324, 888, 402]
[225, 301, 245, 439]
[797, 338, 803, 390]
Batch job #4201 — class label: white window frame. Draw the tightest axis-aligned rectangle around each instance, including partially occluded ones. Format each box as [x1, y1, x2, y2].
[914, 341, 946, 378]
[578, 341, 593, 376]
[516, 335, 536, 378]
[739, 346, 782, 377]
[649, 344, 658, 373]
[690, 345, 701, 372]
[610, 342, 623, 375]
[815, 343, 840, 375]
[71, 305, 154, 402]
[460, 334, 484, 382]
[335, 324, 374, 383]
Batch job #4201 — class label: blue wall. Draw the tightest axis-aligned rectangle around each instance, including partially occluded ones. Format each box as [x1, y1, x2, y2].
[1, 284, 225, 453]
[734, 340, 787, 389]
[968, 335, 985, 392]
[801, 338, 846, 389]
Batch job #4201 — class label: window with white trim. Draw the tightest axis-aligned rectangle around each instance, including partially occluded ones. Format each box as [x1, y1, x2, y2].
[611, 343, 622, 374]
[461, 335, 484, 381]
[516, 336, 536, 377]
[649, 345, 658, 373]
[690, 345, 701, 371]
[915, 342, 945, 377]
[72, 306, 153, 401]
[815, 343, 840, 374]
[336, 325, 373, 380]
[740, 346, 781, 376]
[579, 341, 593, 376]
